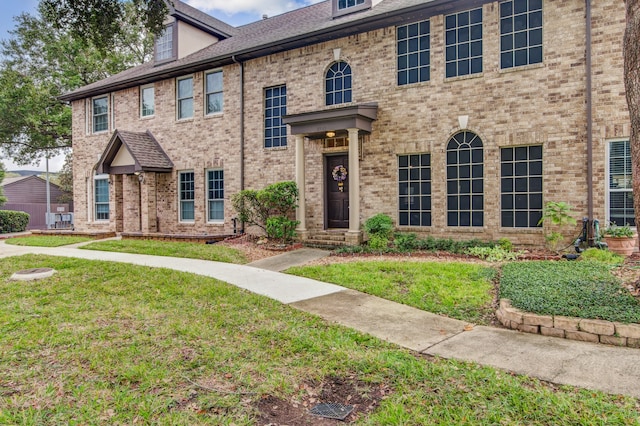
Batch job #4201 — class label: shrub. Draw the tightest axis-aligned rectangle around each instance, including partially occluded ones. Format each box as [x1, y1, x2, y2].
[364, 214, 394, 239]
[265, 216, 299, 242]
[0, 210, 30, 233]
[465, 246, 521, 262]
[394, 232, 418, 251]
[367, 234, 390, 251]
[579, 248, 624, 265]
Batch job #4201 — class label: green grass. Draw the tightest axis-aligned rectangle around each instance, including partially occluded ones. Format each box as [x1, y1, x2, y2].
[0, 255, 638, 424]
[287, 261, 496, 324]
[501, 261, 640, 323]
[81, 239, 249, 264]
[4, 235, 94, 247]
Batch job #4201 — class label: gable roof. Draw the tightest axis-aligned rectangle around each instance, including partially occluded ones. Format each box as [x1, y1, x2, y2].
[170, 0, 238, 38]
[61, 0, 483, 101]
[96, 130, 174, 175]
[1, 175, 62, 189]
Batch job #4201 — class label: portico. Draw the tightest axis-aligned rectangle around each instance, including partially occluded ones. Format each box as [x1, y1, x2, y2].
[283, 103, 377, 244]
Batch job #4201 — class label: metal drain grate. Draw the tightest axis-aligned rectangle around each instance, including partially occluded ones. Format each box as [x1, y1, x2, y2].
[309, 403, 354, 420]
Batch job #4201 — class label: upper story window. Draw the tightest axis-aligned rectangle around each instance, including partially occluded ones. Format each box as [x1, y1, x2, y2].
[445, 8, 483, 78]
[205, 70, 223, 115]
[177, 76, 194, 120]
[608, 140, 635, 226]
[500, 0, 543, 69]
[333, 0, 371, 17]
[92, 96, 108, 133]
[326, 61, 352, 106]
[397, 20, 430, 86]
[141, 85, 155, 117]
[264, 85, 287, 148]
[155, 24, 175, 62]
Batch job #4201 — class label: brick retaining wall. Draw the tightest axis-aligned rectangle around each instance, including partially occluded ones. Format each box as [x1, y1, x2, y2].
[497, 299, 640, 348]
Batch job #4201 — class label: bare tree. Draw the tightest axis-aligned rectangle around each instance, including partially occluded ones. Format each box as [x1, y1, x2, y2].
[625, 0, 640, 247]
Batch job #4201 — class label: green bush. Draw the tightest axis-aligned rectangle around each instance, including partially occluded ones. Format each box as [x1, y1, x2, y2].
[579, 248, 624, 265]
[367, 234, 389, 251]
[501, 261, 640, 323]
[364, 214, 394, 239]
[265, 216, 299, 242]
[0, 210, 30, 233]
[393, 232, 418, 251]
[465, 246, 521, 262]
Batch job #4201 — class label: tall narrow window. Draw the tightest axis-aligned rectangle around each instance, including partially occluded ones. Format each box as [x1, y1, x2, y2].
[179, 171, 195, 222]
[264, 85, 287, 148]
[398, 154, 431, 227]
[155, 25, 174, 62]
[445, 8, 483, 78]
[326, 61, 352, 106]
[177, 77, 194, 120]
[205, 70, 223, 115]
[92, 96, 108, 133]
[608, 140, 635, 226]
[94, 177, 109, 220]
[397, 20, 430, 86]
[446, 131, 484, 227]
[501, 146, 543, 227]
[207, 170, 224, 222]
[141, 85, 155, 117]
[500, 0, 543, 69]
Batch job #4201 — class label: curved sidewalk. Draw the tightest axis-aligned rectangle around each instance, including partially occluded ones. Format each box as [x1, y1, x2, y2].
[2, 242, 640, 399]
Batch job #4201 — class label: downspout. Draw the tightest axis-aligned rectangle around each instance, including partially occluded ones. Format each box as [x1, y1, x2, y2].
[585, 0, 594, 243]
[232, 55, 246, 233]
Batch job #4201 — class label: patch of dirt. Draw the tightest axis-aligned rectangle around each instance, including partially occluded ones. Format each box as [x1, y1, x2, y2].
[217, 234, 281, 263]
[612, 253, 640, 298]
[255, 375, 391, 425]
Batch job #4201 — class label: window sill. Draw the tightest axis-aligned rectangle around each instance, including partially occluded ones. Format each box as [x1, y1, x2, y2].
[499, 62, 544, 75]
[396, 79, 432, 90]
[179, 221, 195, 225]
[444, 72, 483, 83]
[205, 112, 224, 119]
[499, 227, 543, 234]
[264, 146, 288, 151]
[176, 118, 194, 123]
[207, 221, 225, 226]
[445, 227, 485, 233]
[140, 115, 155, 120]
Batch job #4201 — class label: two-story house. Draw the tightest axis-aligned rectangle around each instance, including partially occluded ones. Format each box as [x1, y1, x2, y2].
[60, 0, 631, 246]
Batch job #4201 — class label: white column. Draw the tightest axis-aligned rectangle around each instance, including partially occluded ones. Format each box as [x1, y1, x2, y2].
[295, 135, 307, 232]
[347, 128, 360, 234]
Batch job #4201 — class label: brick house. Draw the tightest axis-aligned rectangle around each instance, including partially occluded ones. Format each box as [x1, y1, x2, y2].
[61, 0, 631, 246]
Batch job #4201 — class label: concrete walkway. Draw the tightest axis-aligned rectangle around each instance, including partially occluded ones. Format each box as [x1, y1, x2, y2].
[2, 241, 640, 399]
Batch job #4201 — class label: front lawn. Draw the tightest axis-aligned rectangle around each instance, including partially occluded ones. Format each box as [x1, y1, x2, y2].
[501, 260, 640, 323]
[81, 239, 249, 264]
[4, 235, 94, 247]
[0, 255, 638, 424]
[287, 260, 496, 325]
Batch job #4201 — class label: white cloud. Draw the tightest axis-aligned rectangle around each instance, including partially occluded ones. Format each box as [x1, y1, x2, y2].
[186, 0, 324, 20]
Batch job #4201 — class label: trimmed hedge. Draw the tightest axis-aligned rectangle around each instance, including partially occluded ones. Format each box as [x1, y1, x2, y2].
[0, 210, 30, 233]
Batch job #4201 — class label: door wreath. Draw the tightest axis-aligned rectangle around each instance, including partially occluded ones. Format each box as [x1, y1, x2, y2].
[332, 165, 348, 192]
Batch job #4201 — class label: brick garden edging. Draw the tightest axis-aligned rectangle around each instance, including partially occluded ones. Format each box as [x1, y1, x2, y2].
[496, 299, 640, 348]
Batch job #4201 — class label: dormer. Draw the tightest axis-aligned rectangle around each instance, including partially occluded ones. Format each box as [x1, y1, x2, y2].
[332, 0, 375, 18]
[154, 0, 236, 65]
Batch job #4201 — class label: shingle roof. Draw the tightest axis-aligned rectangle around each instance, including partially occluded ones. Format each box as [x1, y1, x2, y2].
[96, 130, 173, 174]
[170, 0, 238, 37]
[61, 0, 458, 101]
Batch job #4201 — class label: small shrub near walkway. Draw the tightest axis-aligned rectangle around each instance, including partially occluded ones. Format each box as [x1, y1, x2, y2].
[501, 261, 640, 323]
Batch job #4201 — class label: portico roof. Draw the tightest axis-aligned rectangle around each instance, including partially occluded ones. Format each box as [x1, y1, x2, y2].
[283, 103, 378, 138]
[96, 130, 174, 175]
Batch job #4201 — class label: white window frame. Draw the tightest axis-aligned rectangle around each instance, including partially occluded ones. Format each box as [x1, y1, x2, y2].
[205, 70, 224, 115]
[206, 169, 224, 223]
[92, 95, 109, 134]
[94, 174, 110, 221]
[606, 139, 635, 227]
[140, 84, 155, 118]
[176, 76, 194, 120]
[179, 170, 195, 223]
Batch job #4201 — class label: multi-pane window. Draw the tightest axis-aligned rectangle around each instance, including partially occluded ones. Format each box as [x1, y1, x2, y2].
[446, 131, 484, 227]
[500, 0, 543, 69]
[141, 85, 155, 117]
[177, 77, 194, 120]
[500, 146, 543, 227]
[94, 178, 109, 220]
[326, 61, 352, 106]
[608, 140, 635, 226]
[156, 25, 174, 61]
[207, 170, 224, 222]
[338, 0, 364, 10]
[264, 85, 287, 148]
[397, 20, 430, 86]
[398, 154, 431, 227]
[92, 96, 108, 133]
[179, 171, 195, 222]
[445, 8, 483, 78]
[205, 70, 223, 115]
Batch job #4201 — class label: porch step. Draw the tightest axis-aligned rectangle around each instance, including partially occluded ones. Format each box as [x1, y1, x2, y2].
[304, 232, 349, 248]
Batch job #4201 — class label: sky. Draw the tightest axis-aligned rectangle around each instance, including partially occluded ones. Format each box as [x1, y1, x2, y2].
[0, 0, 321, 172]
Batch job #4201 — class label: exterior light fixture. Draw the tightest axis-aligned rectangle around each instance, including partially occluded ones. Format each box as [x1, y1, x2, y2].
[326, 131, 336, 138]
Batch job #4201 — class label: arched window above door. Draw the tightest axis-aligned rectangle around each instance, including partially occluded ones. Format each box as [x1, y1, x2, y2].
[326, 61, 352, 106]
